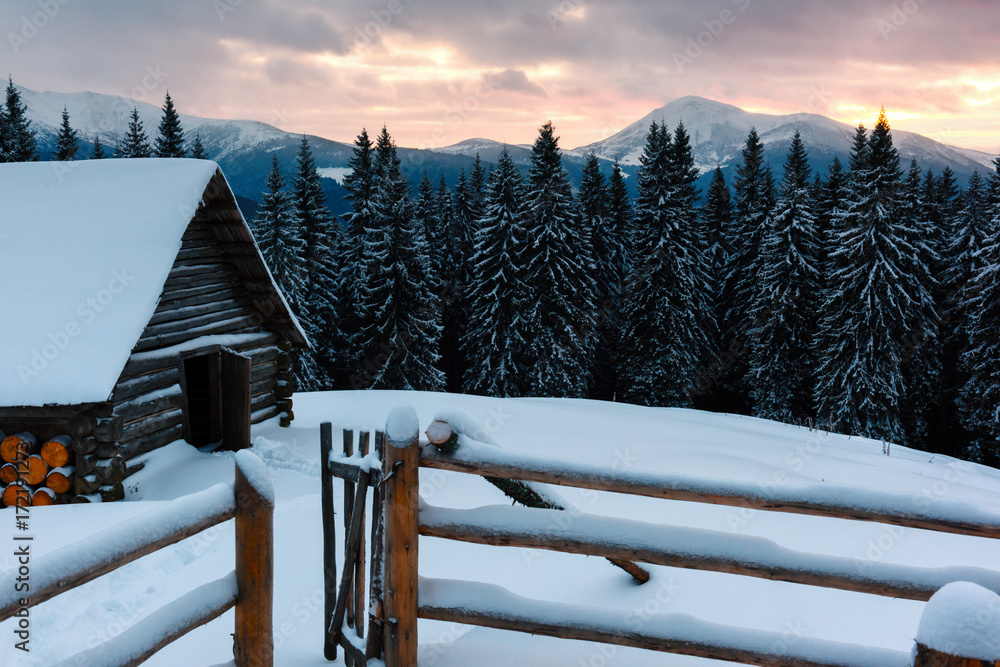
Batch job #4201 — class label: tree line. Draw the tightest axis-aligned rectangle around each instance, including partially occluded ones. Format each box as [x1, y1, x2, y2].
[3, 75, 999, 464]
[0, 78, 207, 162]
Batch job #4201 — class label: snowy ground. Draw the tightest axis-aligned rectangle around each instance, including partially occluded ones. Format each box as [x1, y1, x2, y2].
[3, 390, 1000, 666]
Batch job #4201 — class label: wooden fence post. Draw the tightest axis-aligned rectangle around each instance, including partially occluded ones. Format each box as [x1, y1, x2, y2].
[234, 451, 274, 667]
[913, 644, 996, 666]
[320, 423, 337, 661]
[382, 405, 420, 667]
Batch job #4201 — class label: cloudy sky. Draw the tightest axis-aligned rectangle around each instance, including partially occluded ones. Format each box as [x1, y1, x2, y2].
[2, 0, 999, 151]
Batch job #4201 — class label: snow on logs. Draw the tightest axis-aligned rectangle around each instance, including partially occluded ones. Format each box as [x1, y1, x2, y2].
[0, 430, 131, 506]
[914, 582, 1000, 665]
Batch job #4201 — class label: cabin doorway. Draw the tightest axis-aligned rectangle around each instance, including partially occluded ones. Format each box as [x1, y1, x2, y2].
[181, 348, 250, 451]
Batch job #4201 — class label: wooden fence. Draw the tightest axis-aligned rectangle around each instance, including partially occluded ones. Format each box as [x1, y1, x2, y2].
[0, 450, 274, 667]
[321, 405, 1000, 667]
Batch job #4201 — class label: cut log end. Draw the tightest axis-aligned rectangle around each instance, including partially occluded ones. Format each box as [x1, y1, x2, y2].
[425, 421, 459, 454]
[41, 436, 75, 468]
[46, 467, 75, 494]
[2, 484, 30, 508]
[32, 487, 57, 506]
[21, 455, 49, 486]
[1, 433, 38, 464]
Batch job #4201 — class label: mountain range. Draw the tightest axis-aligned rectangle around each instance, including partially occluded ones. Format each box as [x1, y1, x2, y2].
[17, 86, 998, 218]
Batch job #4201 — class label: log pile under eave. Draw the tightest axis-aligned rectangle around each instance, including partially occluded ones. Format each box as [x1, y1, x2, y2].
[0, 431, 133, 506]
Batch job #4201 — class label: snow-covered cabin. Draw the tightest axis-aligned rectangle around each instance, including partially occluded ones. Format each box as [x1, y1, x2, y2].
[0, 159, 307, 500]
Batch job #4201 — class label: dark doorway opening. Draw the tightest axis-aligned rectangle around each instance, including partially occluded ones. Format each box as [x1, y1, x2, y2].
[183, 353, 221, 446]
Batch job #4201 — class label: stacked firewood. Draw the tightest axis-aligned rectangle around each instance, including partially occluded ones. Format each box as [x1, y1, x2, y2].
[0, 431, 135, 506]
[277, 341, 295, 427]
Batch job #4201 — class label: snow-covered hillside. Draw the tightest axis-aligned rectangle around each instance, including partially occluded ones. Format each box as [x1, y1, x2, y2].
[3, 391, 1000, 666]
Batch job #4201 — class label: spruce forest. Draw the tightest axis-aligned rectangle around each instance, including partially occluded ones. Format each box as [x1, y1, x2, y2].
[3, 79, 999, 466]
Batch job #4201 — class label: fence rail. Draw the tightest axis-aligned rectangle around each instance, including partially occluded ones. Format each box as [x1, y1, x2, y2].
[1, 450, 274, 667]
[321, 406, 1000, 667]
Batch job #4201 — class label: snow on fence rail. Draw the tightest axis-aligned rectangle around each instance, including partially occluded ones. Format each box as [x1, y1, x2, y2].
[320, 405, 1000, 666]
[0, 450, 274, 667]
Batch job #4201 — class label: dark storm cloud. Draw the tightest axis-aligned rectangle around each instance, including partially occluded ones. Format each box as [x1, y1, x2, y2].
[1, 0, 998, 148]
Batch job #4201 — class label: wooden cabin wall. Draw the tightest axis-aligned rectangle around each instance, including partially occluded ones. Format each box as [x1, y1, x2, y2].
[108, 217, 292, 464]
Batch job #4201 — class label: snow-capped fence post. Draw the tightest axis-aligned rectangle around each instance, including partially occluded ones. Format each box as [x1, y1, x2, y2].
[234, 450, 275, 667]
[382, 404, 420, 666]
[912, 582, 1000, 666]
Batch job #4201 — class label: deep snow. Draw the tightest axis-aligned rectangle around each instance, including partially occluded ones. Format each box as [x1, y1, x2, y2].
[2, 390, 1000, 666]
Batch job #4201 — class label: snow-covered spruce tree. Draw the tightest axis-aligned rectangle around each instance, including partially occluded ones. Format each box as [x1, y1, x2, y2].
[696, 166, 734, 407]
[55, 107, 79, 161]
[353, 127, 444, 391]
[719, 128, 774, 410]
[959, 156, 1000, 462]
[154, 92, 186, 158]
[463, 147, 528, 396]
[747, 131, 820, 424]
[413, 172, 439, 270]
[340, 128, 377, 371]
[433, 174, 454, 275]
[519, 120, 597, 398]
[813, 157, 848, 288]
[814, 111, 916, 443]
[578, 152, 620, 400]
[595, 160, 634, 401]
[2, 77, 37, 162]
[622, 122, 714, 407]
[121, 108, 152, 158]
[252, 156, 305, 318]
[89, 135, 106, 159]
[292, 135, 345, 390]
[190, 134, 207, 160]
[470, 153, 487, 218]
[441, 169, 476, 391]
[897, 159, 942, 449]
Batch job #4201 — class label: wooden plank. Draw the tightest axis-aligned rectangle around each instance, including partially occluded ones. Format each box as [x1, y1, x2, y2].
[321, 423, 338, 661]
[355, 431, 369, 644]
[55, 574, 238, 667]
[113, 368, 181, 404]
[331, 474, 370, 663]
[251, 360, 278, 383]
[0, 486, 235, 621]
[250, 404, 280, 425]
[382, 406, 420, 667]
[114, 388, 184, 424]
[343, 429, 356, 636]
[142, 306, 251, 339]
[119, 334, 278, 378]
[118, 423, 185, 461]
[421, 445, 1000, 541]
[234, 452, 274, 667]
[120, 409, 183, 443]
[133, 315, 260, 353]
[420, 503, 1000, 602]
[366, 430, 386, 661]
[149, 295, 250, 326]
[418, 578, 911, 667]
[221, 349, 251, 452]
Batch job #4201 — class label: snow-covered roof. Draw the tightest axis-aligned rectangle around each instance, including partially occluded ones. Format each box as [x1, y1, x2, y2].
[0, 158, 302, 407]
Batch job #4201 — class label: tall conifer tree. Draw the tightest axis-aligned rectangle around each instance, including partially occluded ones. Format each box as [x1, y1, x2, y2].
[463, 148, 528, 396]
[748, 131, 820, 423]
[154, 92, 185, 157]
[55, 107, 78, 161]
[121, 108, 152, 158]
[519, 121, 597, 397]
